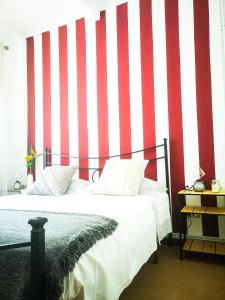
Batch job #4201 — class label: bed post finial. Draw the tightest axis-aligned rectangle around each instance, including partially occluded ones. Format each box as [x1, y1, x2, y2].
[28, 217, 48, 300]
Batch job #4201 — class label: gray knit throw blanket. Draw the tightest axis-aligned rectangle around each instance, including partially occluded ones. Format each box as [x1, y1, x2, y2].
[0, 209, 118, 300]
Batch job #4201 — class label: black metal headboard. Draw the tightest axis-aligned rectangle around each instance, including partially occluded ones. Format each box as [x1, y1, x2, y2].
[43, 138, 170, 199]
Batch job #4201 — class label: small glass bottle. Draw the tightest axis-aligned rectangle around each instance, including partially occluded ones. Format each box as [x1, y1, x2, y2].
[211, 180, 221, 193]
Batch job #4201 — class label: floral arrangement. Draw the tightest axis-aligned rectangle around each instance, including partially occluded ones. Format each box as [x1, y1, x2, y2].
[24, 145, 37, 174]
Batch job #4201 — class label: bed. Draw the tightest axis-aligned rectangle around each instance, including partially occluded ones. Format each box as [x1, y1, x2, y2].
[0, 139, 172, 300]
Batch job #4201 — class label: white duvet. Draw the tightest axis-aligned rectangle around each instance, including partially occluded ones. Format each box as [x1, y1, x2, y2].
[0, 192, 171, 300]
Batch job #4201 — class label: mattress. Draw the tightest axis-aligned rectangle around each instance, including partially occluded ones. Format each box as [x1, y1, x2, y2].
[0, 192, 171, 300]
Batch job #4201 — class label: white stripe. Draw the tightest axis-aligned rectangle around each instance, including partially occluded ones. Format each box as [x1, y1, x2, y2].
[85, 16, 99, 178]
[67, 21, 79, 172]
[209, 0, 225, 187]
[50, 28, 60, 165]
[128, 0, 143, 157]
[152, 0, 169, 185]
[178, 0, 202, 237]
[209, 0, 225, 238]
[34, 34, 43, 176]
[179, 0, 199, 188]
[106, 5, 120, 157]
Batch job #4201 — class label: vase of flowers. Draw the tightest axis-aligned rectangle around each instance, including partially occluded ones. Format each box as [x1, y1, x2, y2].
[24, 145, 37, 188]
[26, 173, 33, 188]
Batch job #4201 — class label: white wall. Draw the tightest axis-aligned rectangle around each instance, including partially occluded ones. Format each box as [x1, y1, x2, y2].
[0, 22, 27, 189]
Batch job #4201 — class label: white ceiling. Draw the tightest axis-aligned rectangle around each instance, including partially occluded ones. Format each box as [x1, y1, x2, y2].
[0, 0, 117, 37]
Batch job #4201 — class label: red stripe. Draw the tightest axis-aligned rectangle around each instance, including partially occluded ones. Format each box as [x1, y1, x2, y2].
[96, 11, 109, 170]
[117, 3, 132, 158]
[26, 37, 35, 154]
[194, 0, 218, 237]
[76, 19, 89, 179]
[42, 31, 52, 159]
[139, 0, 157, 179]
[165, 0, 185, 232]
[58, 25, 69, 166]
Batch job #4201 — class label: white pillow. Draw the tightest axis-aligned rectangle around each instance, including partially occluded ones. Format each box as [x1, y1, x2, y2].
[92, 159, 148, 196]
[27, 166, 76, 196]
[139, 178, 167, 194]
[66, 179, 92, 194]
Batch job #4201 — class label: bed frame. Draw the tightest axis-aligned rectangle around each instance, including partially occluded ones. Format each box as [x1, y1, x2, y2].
[0, 138, 170, 300]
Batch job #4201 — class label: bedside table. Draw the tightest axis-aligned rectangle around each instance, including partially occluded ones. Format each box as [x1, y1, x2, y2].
[177, 189, 225, 260]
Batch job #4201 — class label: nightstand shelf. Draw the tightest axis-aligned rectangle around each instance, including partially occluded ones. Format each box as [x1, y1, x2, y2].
[180, 206, 225, 215]
[183, 239, 225, 256]
[177, 189, 225, 260]
[178, 189, 225, 195]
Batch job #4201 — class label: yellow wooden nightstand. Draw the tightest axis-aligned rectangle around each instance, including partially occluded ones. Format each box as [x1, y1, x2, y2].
[177, 189, 225, 260]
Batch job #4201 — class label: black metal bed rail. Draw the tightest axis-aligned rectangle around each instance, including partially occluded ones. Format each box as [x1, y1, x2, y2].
[0, 217, 48, 300]
[0, 242, 31, 250]
[44, 143, 164, 161]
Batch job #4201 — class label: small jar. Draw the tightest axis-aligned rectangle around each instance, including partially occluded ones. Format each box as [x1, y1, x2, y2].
[193, 180, 205, 192]
[211, 180, 221, 193]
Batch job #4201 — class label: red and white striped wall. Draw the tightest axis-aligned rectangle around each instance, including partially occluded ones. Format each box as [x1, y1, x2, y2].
[26, 0, 225, 235]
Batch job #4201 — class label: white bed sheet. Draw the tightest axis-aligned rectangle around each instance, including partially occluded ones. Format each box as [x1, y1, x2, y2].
[140, 190, 172, 242]
[0, 192, 171, 300]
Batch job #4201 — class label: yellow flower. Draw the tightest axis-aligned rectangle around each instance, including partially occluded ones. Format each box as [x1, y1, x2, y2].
[24, 155, 32, 161]
[25, 145, 38, 173]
